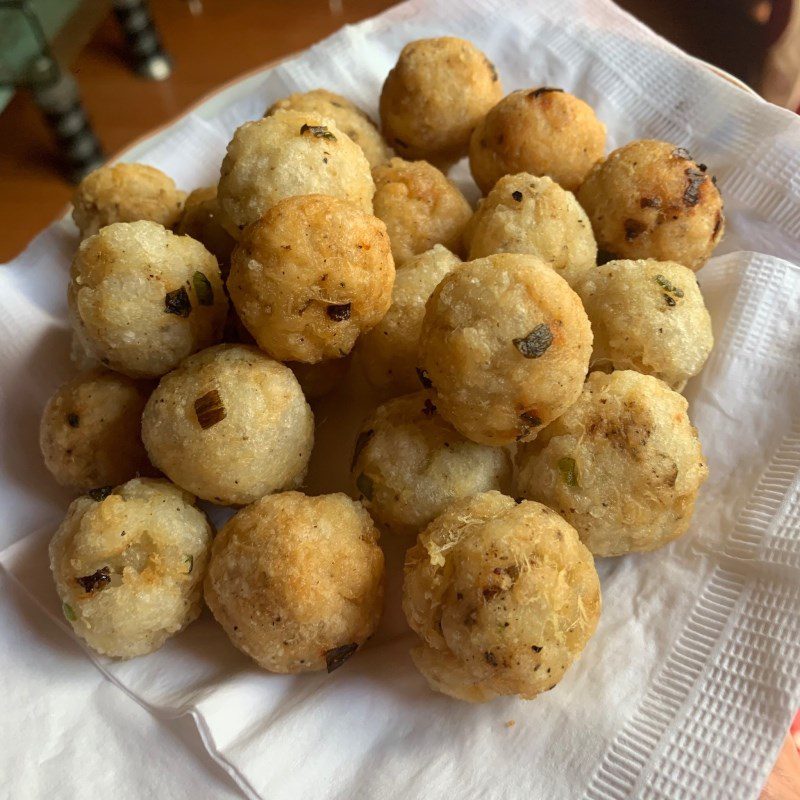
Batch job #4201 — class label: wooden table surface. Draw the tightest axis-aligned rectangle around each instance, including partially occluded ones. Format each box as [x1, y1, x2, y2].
[0, 1, 796, 797]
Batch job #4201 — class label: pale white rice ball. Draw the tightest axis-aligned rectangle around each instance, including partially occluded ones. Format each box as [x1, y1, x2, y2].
[516, 370, 708, 556]
[141, 345, 314, 506]
[351, 391, 513, 534]
[217, 110, 375, 235]
[68, 221, 228, 379]
[465, 173, 597, 289]
[266, 88, 392, 168]
[578, 259, 713, 390]
[49, 478, 212, 658]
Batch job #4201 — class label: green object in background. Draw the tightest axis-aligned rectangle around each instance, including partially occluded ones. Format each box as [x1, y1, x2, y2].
[0, 0, 85, 112]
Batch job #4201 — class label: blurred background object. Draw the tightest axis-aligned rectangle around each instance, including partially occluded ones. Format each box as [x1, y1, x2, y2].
[0, 0, 173, 182]
[761, 0, 800, 109]
[618, 0, 770, 88]
[0, 0, 106, 181]
[112, 0, 172, 79]
[619, 0, 800, 110]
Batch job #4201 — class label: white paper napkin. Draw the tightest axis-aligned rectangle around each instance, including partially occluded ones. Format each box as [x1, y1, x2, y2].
[2, 1, 800, 799]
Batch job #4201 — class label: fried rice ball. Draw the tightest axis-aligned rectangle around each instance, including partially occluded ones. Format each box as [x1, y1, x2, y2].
[49, 478, 212, 658]
[68, 221, 227, 379]
[266, 88, 392, 168]
[174, 186, 236, 269]
[39, 369, 152, 491]
[217, 110, 374, 236]
[465, 173, 597, 288]
[72, 163, 186, 239]
[380, 36, 503, 165]
[351, 392, 513, 534]
[418, 253, 593, 445]
[516, 370, 708, 557]
[204, 491, 384, 673]
[287, 356, 350, 400]
[372, 157, 472, 265]
[228, 194, 394, 363]
[357, 245, 461, 395]
[403, 491, 601, 702]
[576, 140, 725, 271]
[469, 88, 606, 194]
[578, 259, 713, 390]
[141, 345, 314, 506]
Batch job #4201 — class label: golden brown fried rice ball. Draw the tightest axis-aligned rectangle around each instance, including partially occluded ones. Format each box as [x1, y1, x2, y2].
[174, 186, 236, 269]
[228, 194, 394, 363]
[287, 356, 351, 400]
[578, 259, 713, 390]
[380, 36, 503, 166]
[217, 110, 374, 236]
[72, 163, 186, 239]
[68, 221, 227, 379]
[204, 491, 384, 673]
[50, 478, 212, 658]
[469, 88, 606, 194]
[40, 369, 152, 491]
[516, 370, 708, 557]
[141, 344, 314, 506]
[418, 253, 593, 446]
[576, 139, 724, 271]
[351, 392, 513, 535]
[267, 88, 392, 168]
[465, 173, 597, 288]
[372, 157, 472, 265]
[403, 491, 601, 702]
[357, 245, 461, 395]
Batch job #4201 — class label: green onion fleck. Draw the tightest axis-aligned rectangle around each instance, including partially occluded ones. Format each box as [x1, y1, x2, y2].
[165, 286, 192, 317]
[194, 389, 226, 429]
[513, 323, 553, 359]
[184, 555, 194, 574]
[300, 123, 336, 141]
[557, 457, 579, 487]
[192, 272, 214, 306]
[62, 602, 77, 622]
[655, 274, 684, 298]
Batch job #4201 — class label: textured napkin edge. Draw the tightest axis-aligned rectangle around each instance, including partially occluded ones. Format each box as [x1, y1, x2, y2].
[584, 417, 800, 800]
[725, 421, 800, 571]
